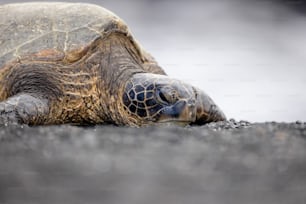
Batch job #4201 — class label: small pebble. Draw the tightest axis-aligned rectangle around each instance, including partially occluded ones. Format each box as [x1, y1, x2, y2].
[204, 119, 252, 130]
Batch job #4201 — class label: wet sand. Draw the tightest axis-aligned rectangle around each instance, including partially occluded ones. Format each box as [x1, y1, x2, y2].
[1, 121, 305, 204]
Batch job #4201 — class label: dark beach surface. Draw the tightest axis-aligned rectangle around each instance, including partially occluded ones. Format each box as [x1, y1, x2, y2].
[1, 121, 306, 204]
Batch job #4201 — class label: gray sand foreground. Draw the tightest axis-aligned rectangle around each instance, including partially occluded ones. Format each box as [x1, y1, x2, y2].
[0, 121, 306, 204]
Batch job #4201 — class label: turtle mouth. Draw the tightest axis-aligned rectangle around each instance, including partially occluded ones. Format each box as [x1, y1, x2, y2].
[155, 100, 196, 125]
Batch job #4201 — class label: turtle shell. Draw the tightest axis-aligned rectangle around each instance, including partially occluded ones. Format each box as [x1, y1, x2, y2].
[0, 2, 146, 68]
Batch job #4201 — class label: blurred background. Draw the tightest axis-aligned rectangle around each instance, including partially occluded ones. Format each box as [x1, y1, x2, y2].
[1, 0, 306, 122]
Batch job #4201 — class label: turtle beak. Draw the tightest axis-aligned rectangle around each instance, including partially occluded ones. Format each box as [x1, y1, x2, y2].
[193, 88, 226, 125]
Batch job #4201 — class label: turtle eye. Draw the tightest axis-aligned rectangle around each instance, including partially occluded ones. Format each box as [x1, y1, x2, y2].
[158, 91, 169, 104]
[157, 88, 178, 105]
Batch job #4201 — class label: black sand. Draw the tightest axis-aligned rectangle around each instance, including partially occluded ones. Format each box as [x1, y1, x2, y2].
[0, 121, 306, 204]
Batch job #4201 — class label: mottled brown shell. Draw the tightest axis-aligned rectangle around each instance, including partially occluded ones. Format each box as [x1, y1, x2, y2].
[0, 2, 161, 72]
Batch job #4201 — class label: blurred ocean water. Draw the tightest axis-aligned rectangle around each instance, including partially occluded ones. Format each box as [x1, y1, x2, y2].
[0, 0, 305, 122]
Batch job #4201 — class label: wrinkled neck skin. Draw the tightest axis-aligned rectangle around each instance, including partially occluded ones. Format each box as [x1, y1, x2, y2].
[93, 33, 145, 125]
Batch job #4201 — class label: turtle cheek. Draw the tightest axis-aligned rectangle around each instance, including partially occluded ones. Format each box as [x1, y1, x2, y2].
[122, 92, 130, 107]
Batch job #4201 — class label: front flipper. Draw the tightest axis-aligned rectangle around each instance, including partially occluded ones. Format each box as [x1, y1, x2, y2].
[0, 94, 49, 125]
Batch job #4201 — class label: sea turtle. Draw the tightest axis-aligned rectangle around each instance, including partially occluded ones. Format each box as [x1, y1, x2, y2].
[0, 2, 226, 126]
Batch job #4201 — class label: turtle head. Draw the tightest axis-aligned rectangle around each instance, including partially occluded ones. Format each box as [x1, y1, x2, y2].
[121, 73, 226, 126]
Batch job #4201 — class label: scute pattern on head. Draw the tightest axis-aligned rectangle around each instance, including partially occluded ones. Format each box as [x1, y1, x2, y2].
[123, 77, 161, 120]
[122, 73, 197, 124]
